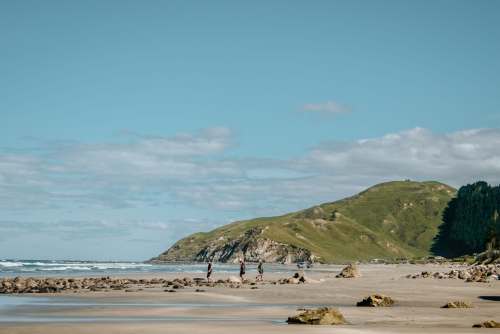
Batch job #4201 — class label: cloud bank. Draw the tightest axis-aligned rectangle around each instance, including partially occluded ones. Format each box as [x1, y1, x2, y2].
[0, 126, 499, 255]
[1, 126, 499, 213]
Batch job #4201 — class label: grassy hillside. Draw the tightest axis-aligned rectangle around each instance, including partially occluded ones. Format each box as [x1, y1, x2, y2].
[152, 181, 457, 263]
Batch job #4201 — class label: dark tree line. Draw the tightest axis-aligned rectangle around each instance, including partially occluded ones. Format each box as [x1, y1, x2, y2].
[432, 181, 500, 258]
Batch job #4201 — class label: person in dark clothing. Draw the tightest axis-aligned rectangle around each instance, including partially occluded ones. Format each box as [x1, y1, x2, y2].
[239, 259, 245, 282]
[206, 259, 214, 283]
[256, 261, 263, 281]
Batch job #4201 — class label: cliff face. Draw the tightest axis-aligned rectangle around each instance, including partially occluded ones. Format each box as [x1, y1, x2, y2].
[160, 227, 313, 264]
[150, 181, 458, 264]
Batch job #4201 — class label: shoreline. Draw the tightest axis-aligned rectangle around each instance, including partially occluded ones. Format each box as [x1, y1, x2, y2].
[1, 264, 498, 333]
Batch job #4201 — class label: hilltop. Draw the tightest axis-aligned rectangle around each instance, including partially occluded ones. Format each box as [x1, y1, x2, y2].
[151, 181, 457, 264]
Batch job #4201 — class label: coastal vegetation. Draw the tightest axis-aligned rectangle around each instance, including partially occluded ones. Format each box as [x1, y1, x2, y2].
[432, 181, 500, 258]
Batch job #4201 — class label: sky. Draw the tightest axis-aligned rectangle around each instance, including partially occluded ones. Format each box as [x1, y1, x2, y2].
[0, 0, 499, 261]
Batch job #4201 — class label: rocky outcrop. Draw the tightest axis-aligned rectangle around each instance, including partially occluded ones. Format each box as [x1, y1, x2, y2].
[195, 228, 313, 264]
[287, 307, 347, 325]
[0, 276, 136, 294]
[0, 276, 223, 294]
[336, 264, 362, 278]
[442, 301, 476, 308]
[404, 264, 500, 282]
[158, 227, 315, 264]
[473, 320, 500, 328]
[357, 294, 398, 307]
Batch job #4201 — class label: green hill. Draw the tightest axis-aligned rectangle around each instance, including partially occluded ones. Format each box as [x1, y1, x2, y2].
[151, 181, 457, 264]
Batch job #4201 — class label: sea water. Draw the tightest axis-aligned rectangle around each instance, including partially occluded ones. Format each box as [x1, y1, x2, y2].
[0, 259, 298, 278]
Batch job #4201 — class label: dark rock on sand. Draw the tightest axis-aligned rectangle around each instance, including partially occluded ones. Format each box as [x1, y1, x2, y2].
[294, 271, 306, 278]
[336, 264, 362, 278]
[442, 301, 476, 308]
[357, 294, 398, 307]
[472, 320, 500, 328]
[287, 307, 347, 325]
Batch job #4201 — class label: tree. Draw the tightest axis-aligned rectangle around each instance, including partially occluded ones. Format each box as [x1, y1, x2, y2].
[484, 225, 499, 249]
[432, 181, 500, 257]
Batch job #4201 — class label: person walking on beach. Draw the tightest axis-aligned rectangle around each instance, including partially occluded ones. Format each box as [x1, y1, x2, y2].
[239, 259, 246, 282]
[207, 259, 214, 283]
[256, 261, 264, 281]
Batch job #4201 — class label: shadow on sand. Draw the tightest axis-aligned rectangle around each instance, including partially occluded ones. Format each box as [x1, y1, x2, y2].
[478, 296, 500, 302]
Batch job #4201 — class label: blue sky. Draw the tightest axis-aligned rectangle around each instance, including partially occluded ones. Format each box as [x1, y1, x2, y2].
[1, 0, 499, 261]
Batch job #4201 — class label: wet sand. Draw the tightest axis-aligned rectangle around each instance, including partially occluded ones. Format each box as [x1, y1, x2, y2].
[1, 264, 499, 333]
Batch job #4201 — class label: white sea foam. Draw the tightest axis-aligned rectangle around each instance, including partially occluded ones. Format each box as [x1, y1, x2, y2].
[0, 262, 22, 267]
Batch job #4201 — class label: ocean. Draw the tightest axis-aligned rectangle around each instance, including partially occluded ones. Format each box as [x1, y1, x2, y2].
[0, 259, 304, 278]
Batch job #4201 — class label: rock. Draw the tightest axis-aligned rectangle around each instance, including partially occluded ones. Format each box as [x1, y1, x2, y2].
[473, 320, 500, 328]
[228, 276, 241, 283]
[294, 271, 306, 278]
[336, 264, 361, 278]
[287, 307, 347, 325]
[168, 290, 176, 293]
[357, 294, 398, 307]
[251, 287, 258, 289]
[442, 301, 476, 308]
[286, 278, 299, 284]
[184, 277, 192, 283]
[299, 276, 322, 284]
[459, 271, 472, 280]
[125, 289, 133, 292]
[243, 279, 255, 284]
[195, 289, 205, 292]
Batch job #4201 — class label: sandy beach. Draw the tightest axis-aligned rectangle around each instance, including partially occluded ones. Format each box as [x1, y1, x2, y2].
[1, 264, 499, 333]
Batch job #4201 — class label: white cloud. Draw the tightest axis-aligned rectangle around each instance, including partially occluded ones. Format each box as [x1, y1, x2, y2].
[0, 126, 499, 216]
[1, 126, 500, 259]
[294, 101, 354, 120]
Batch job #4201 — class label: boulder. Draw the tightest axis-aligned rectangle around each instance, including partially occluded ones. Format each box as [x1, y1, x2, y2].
[336, 264, 362, 278]
[228, 276, 240, 283]
[442, 301, 476, 308]
[299, 276, 322, 284]
[459, 271, 471, 280]
[243, 279, 255, 284]
[473, 320, 500, 328]
[294, 271, 306, 278]
[357, 294, 398, 307]
[287, 307, 347, 325]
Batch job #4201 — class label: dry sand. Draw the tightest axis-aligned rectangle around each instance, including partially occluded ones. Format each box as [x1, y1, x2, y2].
[1, 264, 499, 333]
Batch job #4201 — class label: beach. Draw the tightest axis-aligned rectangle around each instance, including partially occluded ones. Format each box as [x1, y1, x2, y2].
[1, 264, 499, 333]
